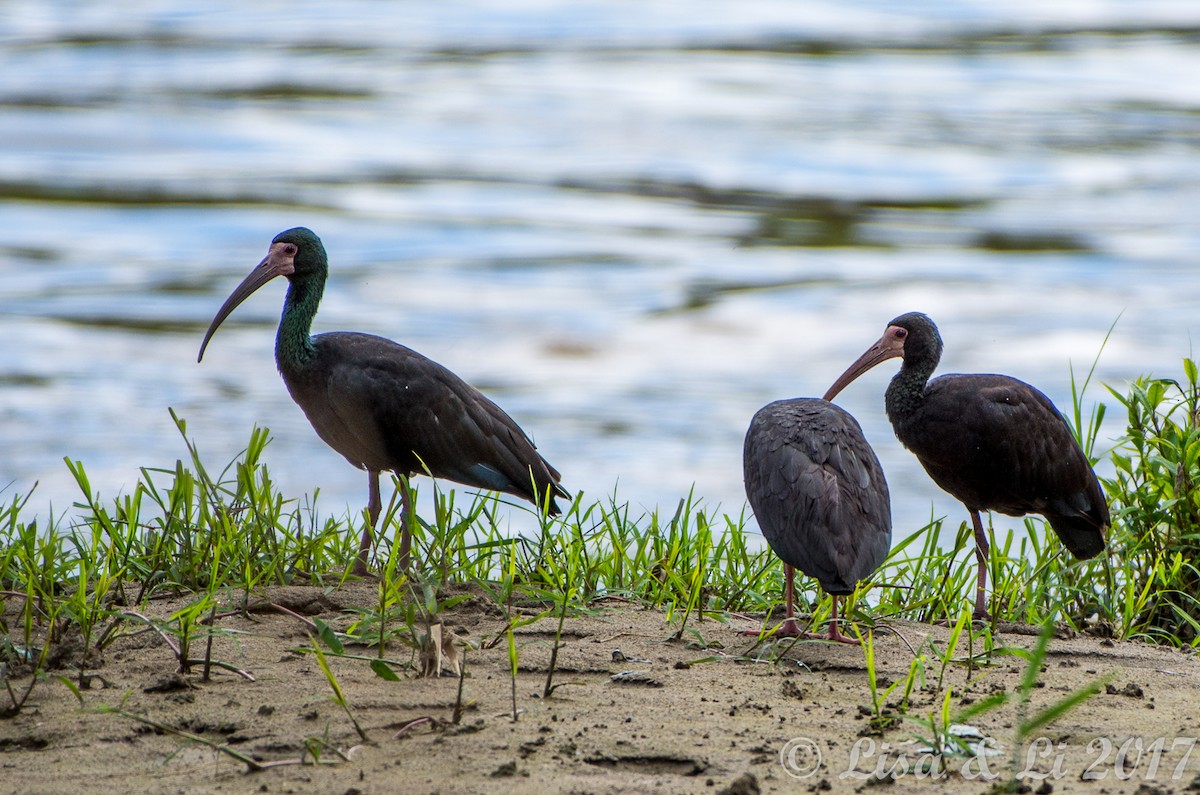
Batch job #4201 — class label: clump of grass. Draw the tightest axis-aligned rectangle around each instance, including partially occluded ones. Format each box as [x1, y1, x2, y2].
[1101, 360, 1200, 643]
[875, 620, 1107, 783]
[858, 625, 924, 734]
[0, 491, 76, 716]
[872, 517, 973, 624]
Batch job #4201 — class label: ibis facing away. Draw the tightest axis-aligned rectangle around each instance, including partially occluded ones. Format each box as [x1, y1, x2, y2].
[198, 228, 567, 573]
[743, 395, 891, 643]
[824, 312, 1107, 619]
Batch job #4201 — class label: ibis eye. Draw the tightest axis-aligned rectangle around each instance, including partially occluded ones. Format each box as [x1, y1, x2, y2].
[285, 244, 297, 255]
[893, 328, 907, 340]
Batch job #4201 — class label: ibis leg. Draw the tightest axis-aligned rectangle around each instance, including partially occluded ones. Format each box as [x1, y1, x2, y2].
[824, 596, 861, 645]
[740, 564, 802, 637]
[969, 510, 990, 620]
[778, 564, 803, 636]
[354, 470, 382, 575]
[740, 565, 860, 643]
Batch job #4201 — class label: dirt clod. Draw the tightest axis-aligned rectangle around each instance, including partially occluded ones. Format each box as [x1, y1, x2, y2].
[1106, 682, 1146, 698]
[143, 673, 195, 693]
[717, 771, 760, 795]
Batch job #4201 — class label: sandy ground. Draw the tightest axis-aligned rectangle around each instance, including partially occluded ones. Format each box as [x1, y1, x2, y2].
[2, 581, 1199, 795]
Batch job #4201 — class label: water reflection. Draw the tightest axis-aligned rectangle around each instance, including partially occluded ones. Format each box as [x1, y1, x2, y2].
[1, 1, 1198, 547]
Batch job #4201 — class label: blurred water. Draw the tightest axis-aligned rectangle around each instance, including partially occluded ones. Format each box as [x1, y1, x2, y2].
[2, 1, 1199, 547]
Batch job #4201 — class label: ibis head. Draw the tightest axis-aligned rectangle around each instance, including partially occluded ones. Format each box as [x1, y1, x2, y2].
[198, 227, 326, 363]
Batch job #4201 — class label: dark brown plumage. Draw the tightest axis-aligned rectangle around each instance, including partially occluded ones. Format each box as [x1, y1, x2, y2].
[743, 397, 891, 642]
[198, 228, 567, 573]
[825, 312, 1107, 618]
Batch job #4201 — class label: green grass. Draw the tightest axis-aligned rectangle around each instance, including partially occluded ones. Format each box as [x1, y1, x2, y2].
[2, 359, 1200, 722]
[1102, 361, 1200, 643]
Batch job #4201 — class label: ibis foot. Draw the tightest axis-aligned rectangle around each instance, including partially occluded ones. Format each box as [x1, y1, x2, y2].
[741, 618, 858, 643]
[823, 622, 862, 645]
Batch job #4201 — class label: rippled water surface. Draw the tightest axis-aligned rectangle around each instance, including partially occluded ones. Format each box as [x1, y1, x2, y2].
[3, 1, 1200, 544]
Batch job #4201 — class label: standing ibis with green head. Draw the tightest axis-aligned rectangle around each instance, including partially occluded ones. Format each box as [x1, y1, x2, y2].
[198, 228, 567, 573]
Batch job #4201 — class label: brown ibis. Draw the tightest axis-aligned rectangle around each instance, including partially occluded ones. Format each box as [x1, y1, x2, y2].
[198, 227, 567, 573]
[743, 396, 892, 643]
[825, 312, 1108, 619]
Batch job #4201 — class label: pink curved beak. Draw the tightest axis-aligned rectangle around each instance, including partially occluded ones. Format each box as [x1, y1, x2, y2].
[823, 324, 907, 401]
[198, 243, 296, 362]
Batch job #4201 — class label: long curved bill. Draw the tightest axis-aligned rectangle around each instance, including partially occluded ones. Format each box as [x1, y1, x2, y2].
[197, 244, 296, 362]
[822, 326, 906, 402]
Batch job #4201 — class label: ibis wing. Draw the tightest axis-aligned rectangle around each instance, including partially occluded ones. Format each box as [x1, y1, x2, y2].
[319, 333, 561, 506]
[909, 375, 1103, 521]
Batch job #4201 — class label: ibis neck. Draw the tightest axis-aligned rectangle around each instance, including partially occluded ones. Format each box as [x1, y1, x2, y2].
[885, 358, 936, 425]
[275, 276, 321, 372]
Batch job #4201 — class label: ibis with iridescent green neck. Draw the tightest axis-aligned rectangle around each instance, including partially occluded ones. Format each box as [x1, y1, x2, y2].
[198, 227, 567, 573]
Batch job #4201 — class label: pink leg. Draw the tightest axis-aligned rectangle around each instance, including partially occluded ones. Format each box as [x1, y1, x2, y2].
[970, 510, 990, 620]
[742, 565, 858, 642]
[353, 470, 381, 575]
[824, 596, 861, 645]
[742, 564, 801, 636]
[776, 564, 804, 636]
